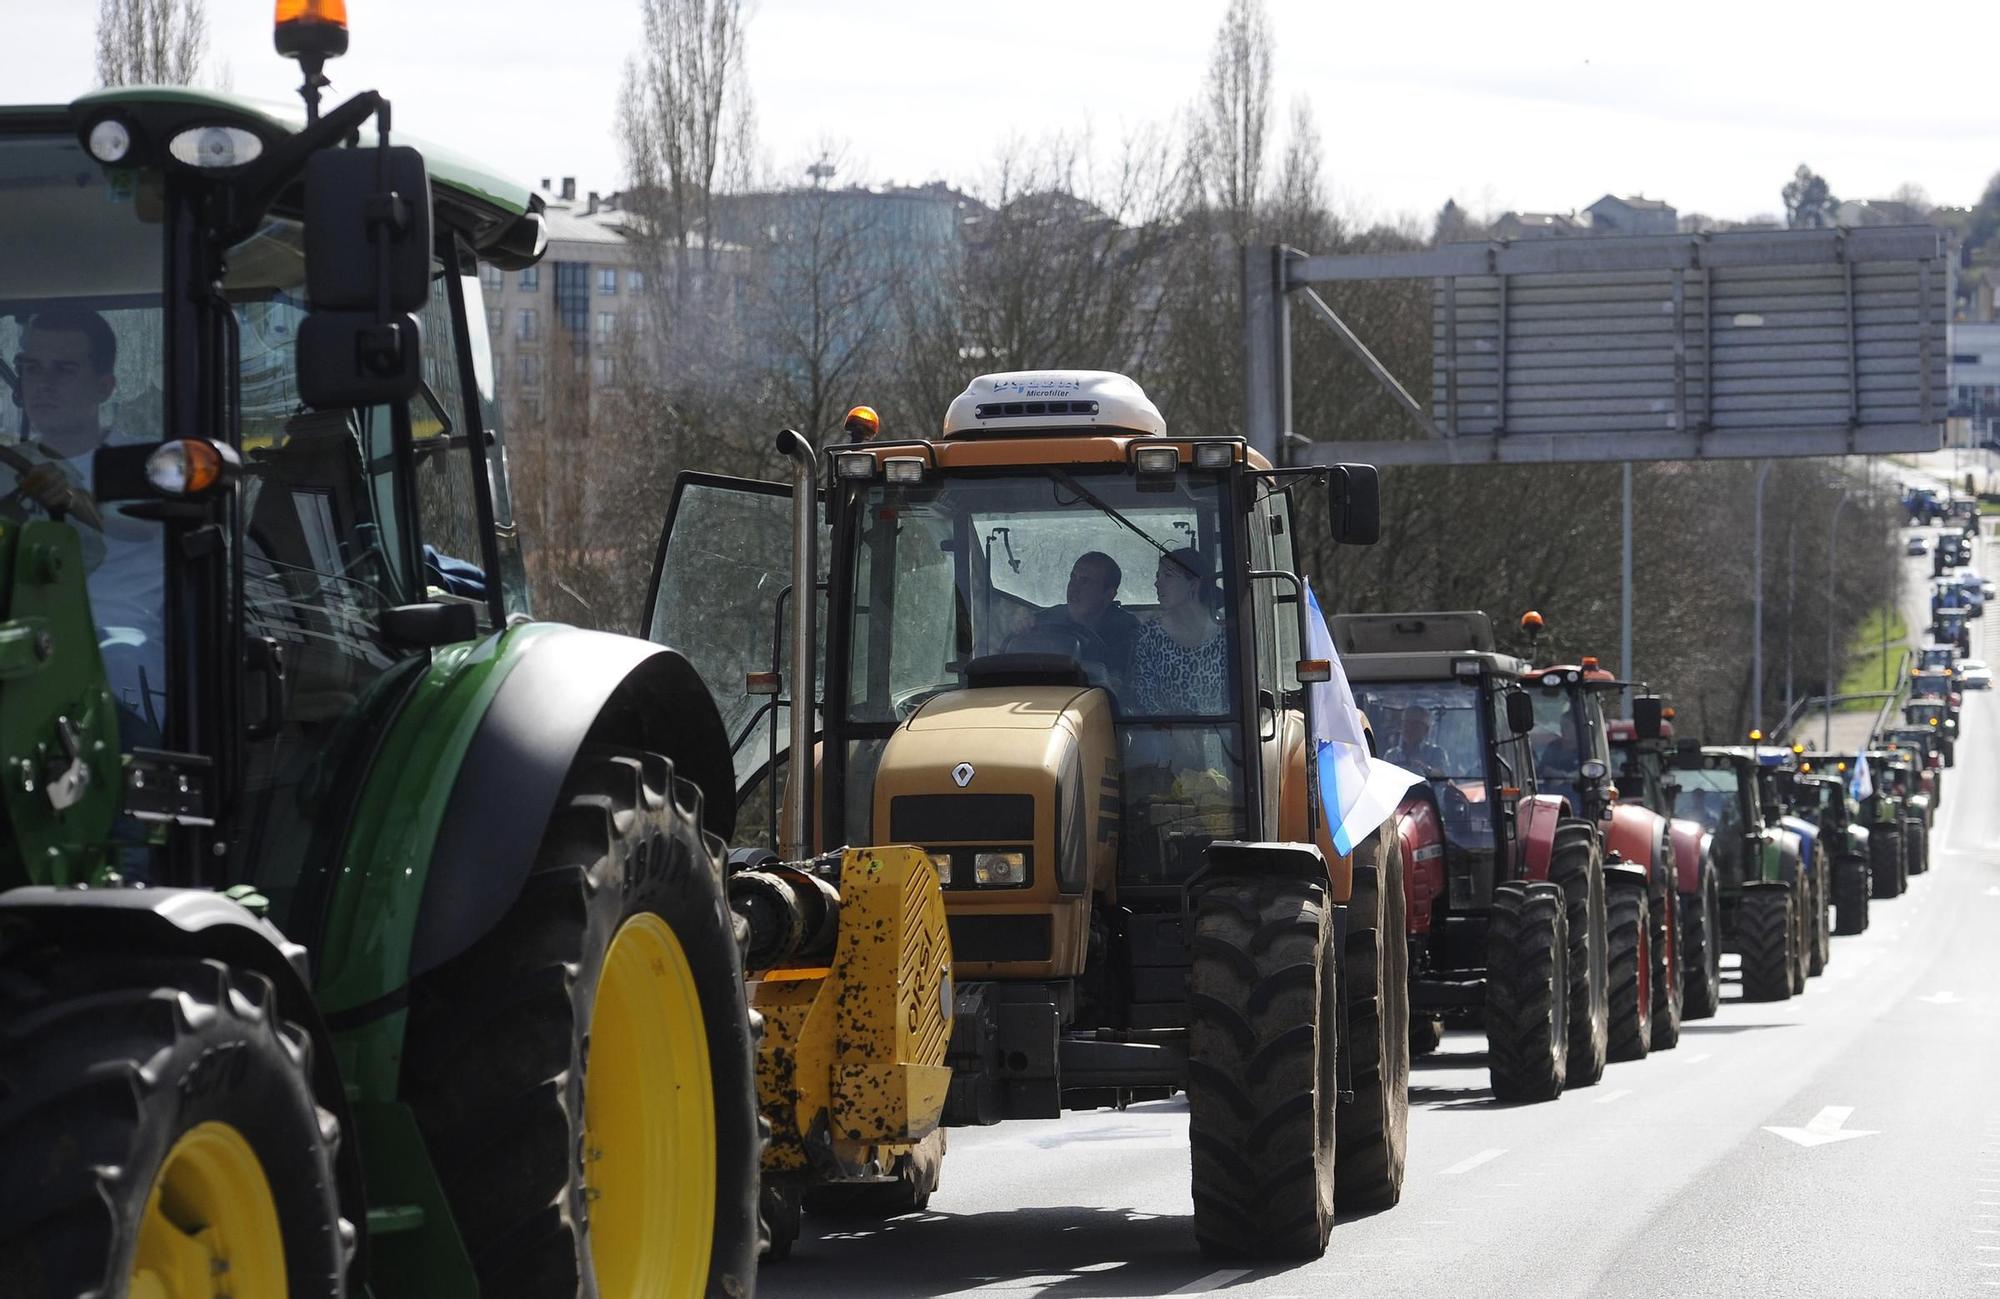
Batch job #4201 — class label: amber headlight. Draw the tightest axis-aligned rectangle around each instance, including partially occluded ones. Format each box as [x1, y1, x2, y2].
[974, 851, 1027, 886]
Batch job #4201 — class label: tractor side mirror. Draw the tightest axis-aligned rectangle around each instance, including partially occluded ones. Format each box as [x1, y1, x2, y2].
[1504, 688, 1535, 737]
[297, 146, 432, 409]
[1328, 463, 1380, 546]
[1632, 695, 1663, 740]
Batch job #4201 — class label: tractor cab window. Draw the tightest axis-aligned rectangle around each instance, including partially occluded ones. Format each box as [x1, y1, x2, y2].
[1355, 680, 1497, 860]
[1671, 766, 1749, 875]
[1528, 686, 1605, 790]
[0, 135, 168, 742]
[839, 467, 1243, 880]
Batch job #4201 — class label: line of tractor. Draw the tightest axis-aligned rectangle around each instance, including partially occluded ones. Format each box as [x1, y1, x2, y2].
[0, 7, 1968, 1296]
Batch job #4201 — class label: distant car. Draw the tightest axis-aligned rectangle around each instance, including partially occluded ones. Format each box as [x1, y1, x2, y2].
[1960, 660, 1992, 690]
[1908, 535, 1930, 556]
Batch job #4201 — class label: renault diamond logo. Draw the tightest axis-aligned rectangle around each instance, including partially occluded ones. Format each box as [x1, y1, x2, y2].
[951, 762, 975, 788]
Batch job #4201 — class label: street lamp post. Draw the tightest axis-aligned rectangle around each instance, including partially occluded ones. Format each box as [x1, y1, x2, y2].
[1824, 489, 1853, 751]
[1753, 461, 1772, 731]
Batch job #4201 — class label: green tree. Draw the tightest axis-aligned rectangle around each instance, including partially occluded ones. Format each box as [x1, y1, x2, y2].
[1782, 164, 1838, 229]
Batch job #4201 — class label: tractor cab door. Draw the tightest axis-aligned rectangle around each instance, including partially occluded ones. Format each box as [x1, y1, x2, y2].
[644, 472, 825, 851]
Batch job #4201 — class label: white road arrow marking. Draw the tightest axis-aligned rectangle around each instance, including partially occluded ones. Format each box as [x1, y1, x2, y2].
[1440, 1148, 1507, 1176]
[1919, 990, 1964, 1005]
[1765, 1105, 1879, 1147]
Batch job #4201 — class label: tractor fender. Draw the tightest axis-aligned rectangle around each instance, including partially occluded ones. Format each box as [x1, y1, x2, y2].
[0, 885, 368, 1277]
[1515, 792, 1571, 881]
[1772, 825, 1807, 886]
[407, 626, 733, 982]
[1604, 803, 1671, 897]
[1396, 791, 1445, 936]
[1668, 819, 1711, 898]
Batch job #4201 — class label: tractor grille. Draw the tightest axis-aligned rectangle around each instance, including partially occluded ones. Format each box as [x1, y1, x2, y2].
[946, 914, 1053, 963]
[891, 794, 1035, 843]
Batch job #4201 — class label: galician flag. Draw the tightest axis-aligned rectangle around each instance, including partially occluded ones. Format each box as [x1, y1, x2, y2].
[1304, 582, 1423, 855]
[1849, 752, 1873, 802]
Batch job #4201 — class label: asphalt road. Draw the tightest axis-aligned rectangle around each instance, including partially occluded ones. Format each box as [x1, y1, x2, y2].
[760, 582, 1997, 1299]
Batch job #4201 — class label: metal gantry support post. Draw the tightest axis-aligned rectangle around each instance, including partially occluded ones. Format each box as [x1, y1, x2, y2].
[1241, 244, 1292, 465]
[1621, 463, 1634, 694]
[1824, 489, 1853, 752]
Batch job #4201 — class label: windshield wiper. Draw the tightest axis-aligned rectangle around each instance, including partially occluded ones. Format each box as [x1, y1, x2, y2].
[1043, 467, 1187, 569]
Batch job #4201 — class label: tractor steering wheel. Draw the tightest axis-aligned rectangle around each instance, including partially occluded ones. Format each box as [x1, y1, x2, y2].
[0, 443, 36, 514]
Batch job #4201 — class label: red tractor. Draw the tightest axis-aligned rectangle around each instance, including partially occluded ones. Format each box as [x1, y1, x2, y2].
[1523, 662, 1684, 1058]
[1607, 705, 1725, 1020]
[1334, 612, 1614, 1101]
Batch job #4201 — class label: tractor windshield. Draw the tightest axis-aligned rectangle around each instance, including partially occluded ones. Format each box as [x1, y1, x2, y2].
[1352, 679, 1501, 867]
[1, 133, 169, 734]
[837, 466, 1244, 880]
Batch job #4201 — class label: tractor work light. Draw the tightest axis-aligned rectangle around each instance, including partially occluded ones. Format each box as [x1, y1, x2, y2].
[834, 451, 876, 480]
[146, 439, 239, 496]
[929, 852, 954, 885]
[86, 117, 132, 164]
[168, 125, 264, 170]
[1541, 674, 1562, 688]
[1133, 446, 1180, 477]
[1452, 658, 1481, 678]
[1296, 659, 1332, 684]
[744, 671, 780, 696]
[1193, 443, 1233, 470]
[974, 851, 1027, 886]
[883, 457, 925, 484]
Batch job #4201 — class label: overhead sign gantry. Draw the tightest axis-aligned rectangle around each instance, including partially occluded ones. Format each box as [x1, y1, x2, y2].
[1243, 225, 1953, 466]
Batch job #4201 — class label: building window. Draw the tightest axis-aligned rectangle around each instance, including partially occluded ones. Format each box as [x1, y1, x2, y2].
[594, 354, 615, 384]
[598, 267, 618, 296]
[485, 307, 502, 340]
[519, 266, 540, 291]
[1953, 354, 1982, 365]
[519, 309, 540, 341]
[519, 396, 543, 425]
[554, 262, 590, 334]
[519, 352, 540, 388]
[595, 311, 616, 343]
[480, 264, 504, 294]
[628, 269, 645, 293]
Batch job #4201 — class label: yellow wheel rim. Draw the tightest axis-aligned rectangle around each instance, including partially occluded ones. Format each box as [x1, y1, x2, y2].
[585, 911, 717, 1296]
[129, 1121, 287, 1299]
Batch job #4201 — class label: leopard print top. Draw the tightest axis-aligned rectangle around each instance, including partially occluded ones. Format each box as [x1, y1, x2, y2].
[1130, 619, 1228, 715]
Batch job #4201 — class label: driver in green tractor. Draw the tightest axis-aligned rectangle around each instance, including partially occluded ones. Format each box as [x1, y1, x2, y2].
[0, 8, 763, 1296]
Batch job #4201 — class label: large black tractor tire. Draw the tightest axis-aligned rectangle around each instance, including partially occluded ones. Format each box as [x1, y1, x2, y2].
[1483, 880, 1570, 1103]
[1649, 880, 1684, 1052]
[1605, 884, 1653, 1063]
[802, 1129, 946, 1219]
[1738, 889, 1796, 1002]
[1806, 849, 1831, 978]
[403, 747, 761, 1299]
[1833, 854, 1872, 936]
[0, 945, 349, 1298]
[1186, 874, 1338, 1260]
[1787, 881, 1810, 994]
[1869, 823, 1905, 900]
[1334, 830, 1411, 1213]
[1681, 871, 1723, 1021]
[1903, 818, 1929, 876]
[1410, 1015, 1445, 1057]
[1546, 820, 1609, 1087]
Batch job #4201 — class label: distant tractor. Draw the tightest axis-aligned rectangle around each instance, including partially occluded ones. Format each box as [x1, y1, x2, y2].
[1779, 761, 1873, 936]
[1607, 703, 1725, 1020]
[1335, 611, 1618, 1101]
[1667, 748, 1819, 1001]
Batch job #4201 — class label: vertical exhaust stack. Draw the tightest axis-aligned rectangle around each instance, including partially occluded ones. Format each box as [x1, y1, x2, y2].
[776, 428, 817, 859]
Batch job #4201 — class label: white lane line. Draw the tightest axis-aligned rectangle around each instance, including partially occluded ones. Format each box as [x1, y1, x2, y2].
[1440, 1148, 1508, 1176]
[1170, 1270, 1253, 1293]
[1596, 1088, 1634, 1105]
[1680, 1052, 1713, 1066]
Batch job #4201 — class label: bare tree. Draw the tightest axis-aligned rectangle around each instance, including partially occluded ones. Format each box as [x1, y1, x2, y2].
[621, 0, 753, 288]
[95, 0, 207, 87]
[1192, 0, 1273, 240]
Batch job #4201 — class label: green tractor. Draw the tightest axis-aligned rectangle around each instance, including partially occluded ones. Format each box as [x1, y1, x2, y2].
[0, 10, 759, 1297]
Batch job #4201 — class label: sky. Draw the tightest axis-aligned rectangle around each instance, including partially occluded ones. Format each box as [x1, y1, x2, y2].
[9, 0, 1998, 227]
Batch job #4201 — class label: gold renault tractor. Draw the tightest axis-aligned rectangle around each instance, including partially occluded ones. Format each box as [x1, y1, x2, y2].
[646, 371, 1408, 1260]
